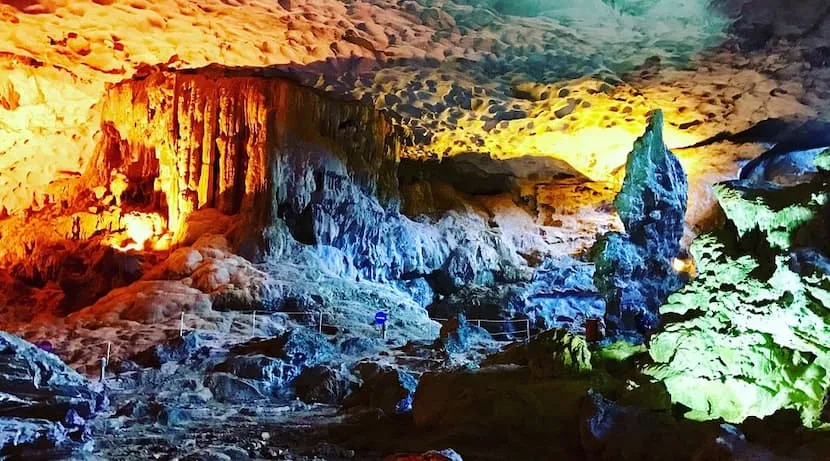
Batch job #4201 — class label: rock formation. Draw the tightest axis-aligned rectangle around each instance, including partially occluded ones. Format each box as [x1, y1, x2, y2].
[593, 110, 688, 337]
[0, 332, 104, 455]
[647, 170, 830, 427]
[91, 65, 402, 241]
[3, 0, 830, 459]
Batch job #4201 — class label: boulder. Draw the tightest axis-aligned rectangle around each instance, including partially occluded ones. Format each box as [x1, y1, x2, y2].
[338, 336, 382, 357]
[131, 331, 214, 368]
[485, 328, 592, 378]
[345, 365, 418, 415]
[0, 332, 103, 454]
[205, 329, 337, 403]
[593, 110, 687, 337]
[204, 372, 267, 403]
[0, 418, 68, 456]
[0, 333, 103, 422]
[433, 314, 493, 355]
[293, 365, 355, 405]
[208, 355, 297, 403]
[231, 329, 335, 368]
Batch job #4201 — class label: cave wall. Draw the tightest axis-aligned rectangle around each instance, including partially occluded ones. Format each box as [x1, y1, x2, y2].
[93, 66, 403, 236]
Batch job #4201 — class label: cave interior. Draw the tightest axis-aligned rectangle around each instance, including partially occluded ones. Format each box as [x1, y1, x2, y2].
[1, 0, 830, 460]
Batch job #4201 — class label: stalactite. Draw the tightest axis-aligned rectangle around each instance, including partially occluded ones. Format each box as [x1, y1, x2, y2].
[92, 65, 403, 240]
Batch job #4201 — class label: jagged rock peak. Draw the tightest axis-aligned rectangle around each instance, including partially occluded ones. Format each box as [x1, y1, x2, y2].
[615, 109, 688, 250]
[593, 110, 688, 337]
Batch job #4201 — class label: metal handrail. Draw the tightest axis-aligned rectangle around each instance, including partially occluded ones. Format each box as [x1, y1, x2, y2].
[431, 317, 532, 341]
[180, 310, 326, 336]
[179, 311, 532, 344]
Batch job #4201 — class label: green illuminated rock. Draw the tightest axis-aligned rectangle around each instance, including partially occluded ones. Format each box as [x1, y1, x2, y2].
[594, 110, 687, 337]
[815, 148, 830, 172]
[646, 177, 830, 427]
[484, 328, 592, 378]
[714, 181, 827, 251]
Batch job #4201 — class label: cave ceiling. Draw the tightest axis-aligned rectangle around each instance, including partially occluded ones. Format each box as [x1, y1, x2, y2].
[1, 0, 827, 218]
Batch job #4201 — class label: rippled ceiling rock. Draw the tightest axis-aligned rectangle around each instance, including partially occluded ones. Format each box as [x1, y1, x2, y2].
[0, 0, 792, 216]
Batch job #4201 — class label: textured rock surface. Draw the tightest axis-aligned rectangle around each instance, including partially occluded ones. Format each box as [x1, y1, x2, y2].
[484, 328, 592, 378]
[0, 332, 103, 454]
[67, 280, 212, 325]
[593, 110, 688, 336]
[508, 257, 606, 332]
[3, 1, 830, 459]
[580, 390, 727, 461]
[92, 66, 402, 237]
[344, 365, 419, 415]
[0, 418, 69, 456]
[433, 315, 493, 355]
[0, 0, 747, 216]
[3, 0, 824, 227]
[412, 365, 596, 458]
[293, 365, 355, 405]
[205, 329, 338, 403]
[647, 176, 830, 427]
[714, 180, 829, 252]
[428, 256, 604, 337]
[131, 331, 214, 369]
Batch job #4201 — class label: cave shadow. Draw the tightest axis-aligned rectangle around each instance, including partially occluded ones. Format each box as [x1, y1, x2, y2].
[399, 153, 586, 196]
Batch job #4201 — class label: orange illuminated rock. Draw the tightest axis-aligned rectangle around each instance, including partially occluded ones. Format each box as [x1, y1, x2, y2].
[67, 280, 211, 324]
[90, 65, 403, 241]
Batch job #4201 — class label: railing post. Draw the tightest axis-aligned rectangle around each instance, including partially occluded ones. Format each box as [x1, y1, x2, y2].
[476, 320, 481, 328]
[99, 357, 107, 383]
[526, 319, 530, 341]
[318, 312, 323, 333]
[179, 312, 185, 337]
[251, 311, 257, 338]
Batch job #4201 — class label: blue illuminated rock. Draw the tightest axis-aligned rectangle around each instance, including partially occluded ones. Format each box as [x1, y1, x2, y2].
[433, 314, 493, 355]
[0, 332, 103, 454]
[509, 257, 605, 332]
[345, 364, 419, 415]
